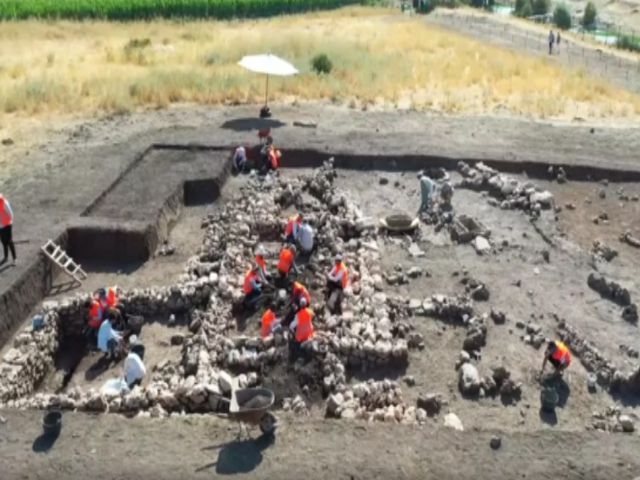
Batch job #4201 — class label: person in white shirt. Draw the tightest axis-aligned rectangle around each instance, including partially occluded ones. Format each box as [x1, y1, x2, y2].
[297, 222, 314, 255]
[124, 343, 147, 388]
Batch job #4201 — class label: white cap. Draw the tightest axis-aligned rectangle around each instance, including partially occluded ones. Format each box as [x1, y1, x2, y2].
[256, 245, 267, 256]
[299, 297, 308, 307]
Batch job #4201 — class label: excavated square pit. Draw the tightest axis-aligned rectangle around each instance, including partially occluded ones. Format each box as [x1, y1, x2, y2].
[1, 154, 639, 432]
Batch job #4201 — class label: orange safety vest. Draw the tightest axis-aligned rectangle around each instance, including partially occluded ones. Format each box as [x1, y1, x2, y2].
[284, 215, 301, 237]
[106, 287, 119, 308]
[292, 281, 311, 305]
[295, 308, 315, 343]
[277, 247, 295, 275]
[255, 255, 267, 276]
[330, 262, 349, 289]
[269, 148, 281, 169]
[0, 198, 12, 227]
[88, 300, 104, 329]
[261, 309, 276, 339]
[551, 341, 571, 367]
[243, 269, 260, 294]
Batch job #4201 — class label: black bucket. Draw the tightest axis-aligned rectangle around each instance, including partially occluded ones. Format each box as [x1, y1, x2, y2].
[42, 410, 62, 437]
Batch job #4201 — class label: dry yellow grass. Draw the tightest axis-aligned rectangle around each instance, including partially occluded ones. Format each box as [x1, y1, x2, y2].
[0, 6, 638, 143]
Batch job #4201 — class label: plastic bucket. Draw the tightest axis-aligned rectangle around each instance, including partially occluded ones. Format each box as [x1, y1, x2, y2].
[42, 410, 62, 437]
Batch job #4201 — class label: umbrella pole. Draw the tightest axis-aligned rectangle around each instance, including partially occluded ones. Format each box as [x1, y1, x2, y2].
[265, 74, 269, 107]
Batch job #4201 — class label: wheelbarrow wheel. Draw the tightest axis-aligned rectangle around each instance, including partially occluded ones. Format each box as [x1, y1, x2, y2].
[259, 412, 277, 435]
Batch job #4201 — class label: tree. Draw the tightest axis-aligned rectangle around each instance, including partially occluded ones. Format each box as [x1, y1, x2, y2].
[582, 1, 597, 28]
[553, 4, 571, 29]
[514, 0, 532, 17]
[531, 0, 550, 15]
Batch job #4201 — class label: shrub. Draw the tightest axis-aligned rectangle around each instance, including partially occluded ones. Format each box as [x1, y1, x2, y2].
[311, 53, 333, 75]
[553, 4, 571, 29]
[617, 35, 640, 52]
[514, 0, 532, 17]
[531, 0, 549, 15]
[582, 1, 597, 28]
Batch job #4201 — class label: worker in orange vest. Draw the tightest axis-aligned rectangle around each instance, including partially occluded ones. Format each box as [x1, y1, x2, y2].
[85, 297, 105, 348]
[254, 245, 271, 285]
[326, 254, 349, 314]
[243, 266, 263, 311]
[261, 306, 282, 339]
[290, 298, 314, 342]
[541, 340, 572, 375]
[284, 213, 303, 244]
[291, 281, 311, 309]
[277, 244, 297, 287]
[0, 194, 16, 266]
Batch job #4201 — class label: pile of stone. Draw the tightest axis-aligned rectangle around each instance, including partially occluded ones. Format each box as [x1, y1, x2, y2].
[0, 310, 60, 403]
[457, 161, 555, 216]
[591, 240, 618, 262]
[457, 353, 522, 401]
[422, 294, 474, 323]
[591, 406, 636, 433]
[10, 366, 257, 416]
[326, 379, 418, 423]
[587, 273, 637, 323]
[587, 273, 631, 306]
[620, 231, 640, 249]
[556, 319, 617, 387]
[460, 275, 490, 301]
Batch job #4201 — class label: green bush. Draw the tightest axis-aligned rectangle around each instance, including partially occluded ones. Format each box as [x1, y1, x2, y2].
[553, 4, 571, 29]
[514, 0, 532, 17]
[582, 1, 596, 28]
[531, 0, 549, 15]
[617, 35, 640, 52]
[311, 53, 333, 75]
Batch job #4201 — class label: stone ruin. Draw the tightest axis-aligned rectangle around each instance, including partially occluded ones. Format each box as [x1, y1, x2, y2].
[587, 272, 638, 323]
[457, 161, 555, 216]
[0, 159, 437, 423]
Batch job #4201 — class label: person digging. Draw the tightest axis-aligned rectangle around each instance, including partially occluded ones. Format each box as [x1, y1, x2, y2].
[326, 254, 349, 314]
[541, 340, 572, 376]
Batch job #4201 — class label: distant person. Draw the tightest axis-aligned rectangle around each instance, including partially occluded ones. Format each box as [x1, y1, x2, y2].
[0, 194, 16, 266]
[326, 254, 349, 314]
[291, 280, 311, 309]
[541, 340, 571, 375]
[254, 245, 271, 285]
[548, 30, 555, 55]
[556, 31, 561, 54]
[124, 343, 146, 389]
[289, 297, 315, 361]
[418, 174, 436, 213]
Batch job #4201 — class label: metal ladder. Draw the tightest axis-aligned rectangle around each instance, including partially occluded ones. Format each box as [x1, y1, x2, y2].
[41, 239, 88, 284]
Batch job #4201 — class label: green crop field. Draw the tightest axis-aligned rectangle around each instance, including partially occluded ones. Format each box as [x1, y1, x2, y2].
[0, 0, 366, 20]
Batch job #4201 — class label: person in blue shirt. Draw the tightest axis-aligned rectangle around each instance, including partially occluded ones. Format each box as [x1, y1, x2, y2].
[97, 318, 122, 360]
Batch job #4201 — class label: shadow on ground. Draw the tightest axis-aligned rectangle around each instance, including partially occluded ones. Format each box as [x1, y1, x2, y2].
[197, 433, 275, 475]
[221, 118, 286, 132]
[32, 431, 60, 453]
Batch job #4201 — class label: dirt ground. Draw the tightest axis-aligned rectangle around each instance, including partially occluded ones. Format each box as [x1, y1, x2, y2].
[1, 105, 640, 478]
[426, 9, 640, 96]
[0, 412, 640, 480]
[1, 409, 639, 480]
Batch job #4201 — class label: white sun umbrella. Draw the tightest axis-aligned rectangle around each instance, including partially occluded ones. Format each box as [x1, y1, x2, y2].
[238, 54, 299, 112]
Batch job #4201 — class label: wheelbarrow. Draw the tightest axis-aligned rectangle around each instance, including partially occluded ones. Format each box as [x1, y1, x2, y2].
[215, 388, 278, 437]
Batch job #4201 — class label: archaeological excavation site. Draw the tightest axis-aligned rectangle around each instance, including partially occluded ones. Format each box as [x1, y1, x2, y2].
[0, 111, 639, 476]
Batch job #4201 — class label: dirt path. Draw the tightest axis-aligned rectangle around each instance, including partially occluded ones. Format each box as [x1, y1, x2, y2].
[0, 409, 639, 480]
[426, 9, 640, 95]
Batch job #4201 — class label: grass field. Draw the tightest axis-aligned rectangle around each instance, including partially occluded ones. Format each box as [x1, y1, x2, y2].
[0, 7, 638, 144]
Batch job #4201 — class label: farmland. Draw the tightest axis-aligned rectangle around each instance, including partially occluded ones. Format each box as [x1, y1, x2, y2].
[0, 0, 364, 20]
